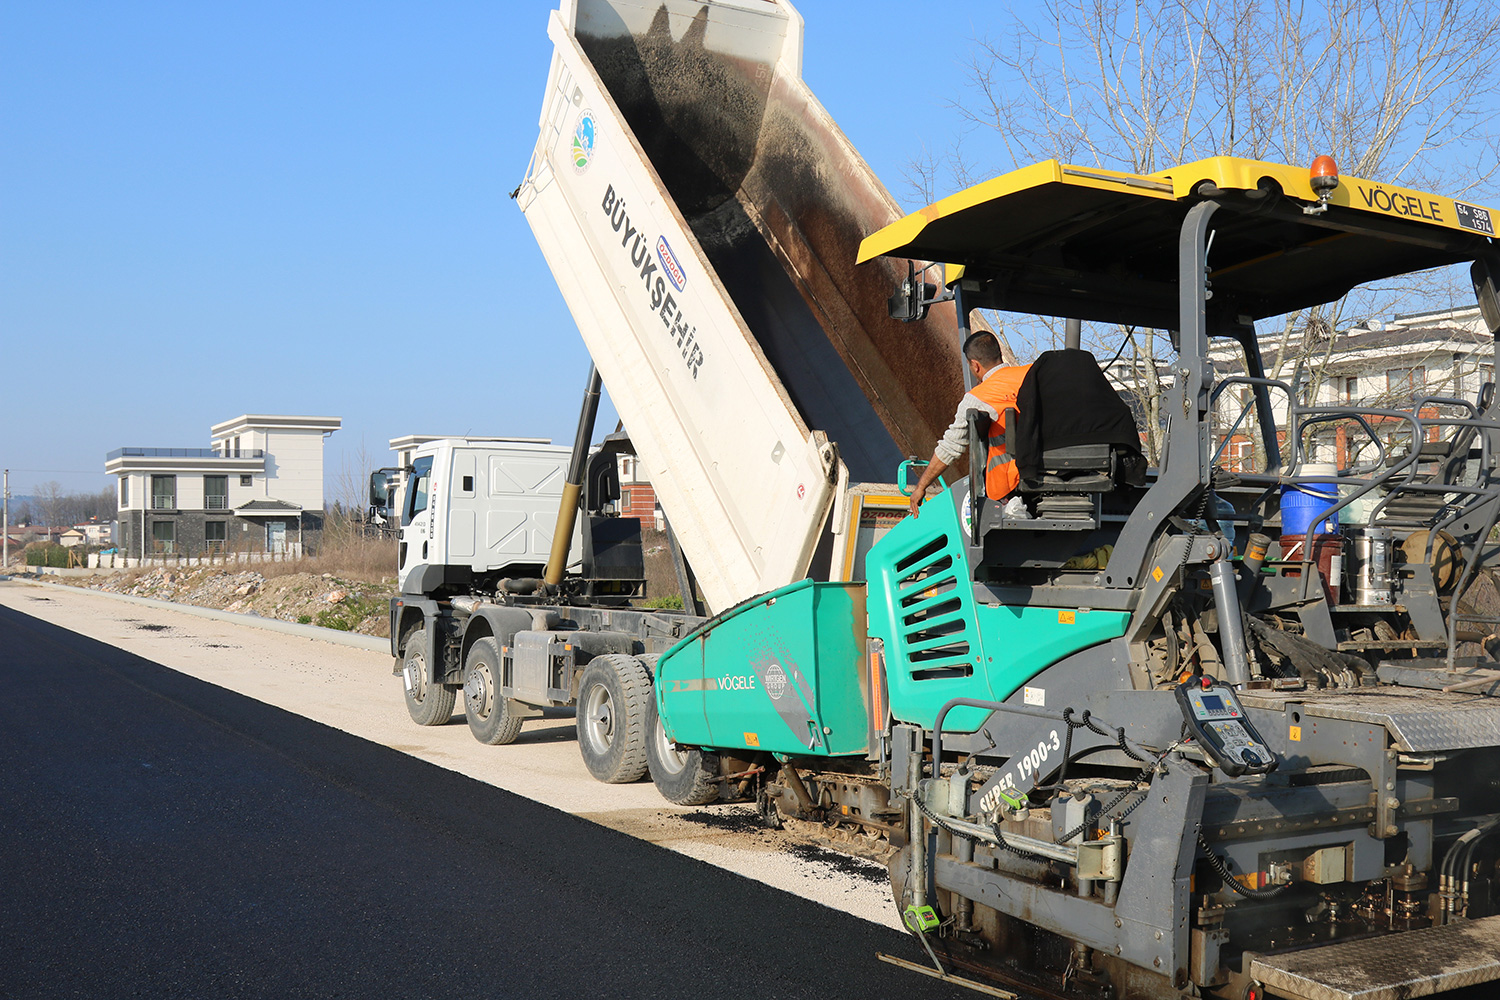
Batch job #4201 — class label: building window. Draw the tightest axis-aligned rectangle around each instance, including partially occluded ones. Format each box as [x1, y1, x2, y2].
[204, 475, 228, 510]
[205, 521, 226, 552]
[240, 474, 253, 487]
[1344, 376, 1359, 403]
[151, 475, 176, 510]
[1386, 367, 1425, 399]
[119, 477, 129, 508]
[232, 435, 241, 456]
[151, 520, 175, 554]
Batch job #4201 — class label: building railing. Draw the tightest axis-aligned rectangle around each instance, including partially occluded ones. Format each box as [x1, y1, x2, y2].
[107, 447, 265, 460]
[152, 495, 176, 510]
[205, 495, 230, 510]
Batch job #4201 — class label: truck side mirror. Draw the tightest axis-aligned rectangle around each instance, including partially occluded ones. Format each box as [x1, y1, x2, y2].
[1473, 259, 1500, 336]
[897, 458, 928, 496]
[887, 261, 935, 322]
[369, 470, 391, 508]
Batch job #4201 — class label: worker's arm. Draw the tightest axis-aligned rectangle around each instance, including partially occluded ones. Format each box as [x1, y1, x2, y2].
[911, 386, 994, 518]
[908, 456, 951, 518]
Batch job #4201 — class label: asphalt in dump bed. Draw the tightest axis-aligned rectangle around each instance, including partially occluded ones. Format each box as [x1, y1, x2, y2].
[0, 605, 959, 1000]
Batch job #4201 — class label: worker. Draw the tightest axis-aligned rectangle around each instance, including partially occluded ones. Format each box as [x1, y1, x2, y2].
[908, 331, 1031, 518]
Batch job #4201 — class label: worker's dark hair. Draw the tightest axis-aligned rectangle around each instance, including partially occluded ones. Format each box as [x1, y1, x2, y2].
[963, 331, 1004, 367]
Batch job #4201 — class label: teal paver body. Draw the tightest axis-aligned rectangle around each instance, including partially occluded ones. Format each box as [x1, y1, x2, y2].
[866, 490, 1129, 731]
[657, 485, 1129, 754]
[655, 579, 870, 756]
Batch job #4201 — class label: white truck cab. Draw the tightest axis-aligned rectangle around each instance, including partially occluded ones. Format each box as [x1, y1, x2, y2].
[397, 438, 581, 596]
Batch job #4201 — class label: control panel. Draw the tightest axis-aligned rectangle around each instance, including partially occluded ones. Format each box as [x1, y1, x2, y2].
[1175, 677, 1278, 777]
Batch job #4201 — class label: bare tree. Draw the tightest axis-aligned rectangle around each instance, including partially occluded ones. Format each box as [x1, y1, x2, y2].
[916, 0, 1500, 461]
[954, 0, 1498, 192]
[96, 486, 116, 522]
[333, 440, 382, 513]
[32, 481, 64, 529]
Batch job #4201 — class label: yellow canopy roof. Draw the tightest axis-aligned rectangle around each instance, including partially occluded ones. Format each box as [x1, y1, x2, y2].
[859, 157, 1497, 327]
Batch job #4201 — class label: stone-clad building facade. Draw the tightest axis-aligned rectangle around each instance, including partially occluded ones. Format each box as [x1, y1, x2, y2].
[106, 414, 341, 559]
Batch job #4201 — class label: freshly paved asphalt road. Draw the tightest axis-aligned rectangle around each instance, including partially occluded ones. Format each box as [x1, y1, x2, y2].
[0, 602, 960, 999]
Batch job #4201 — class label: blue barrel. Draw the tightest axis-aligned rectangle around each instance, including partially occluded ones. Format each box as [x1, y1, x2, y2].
[1281, 467, 1339, 537]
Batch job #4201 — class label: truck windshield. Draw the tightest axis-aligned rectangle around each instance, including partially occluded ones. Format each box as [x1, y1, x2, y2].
[404, 456, 433, 525]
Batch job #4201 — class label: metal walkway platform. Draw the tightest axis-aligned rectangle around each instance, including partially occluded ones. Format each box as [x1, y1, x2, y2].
[1249, 914, 1500, 1000]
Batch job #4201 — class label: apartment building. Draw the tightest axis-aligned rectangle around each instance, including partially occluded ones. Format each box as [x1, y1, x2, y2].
[107, 414, 341, 558]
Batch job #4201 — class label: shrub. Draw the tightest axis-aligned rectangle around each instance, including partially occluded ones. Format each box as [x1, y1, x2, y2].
[314, 594, 386, 632]
[25, 544, 73, 568]
[642, 593, 684, 610]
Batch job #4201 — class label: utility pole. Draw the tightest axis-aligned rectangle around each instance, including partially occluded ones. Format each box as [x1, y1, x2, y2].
[3, 468, 9, 571]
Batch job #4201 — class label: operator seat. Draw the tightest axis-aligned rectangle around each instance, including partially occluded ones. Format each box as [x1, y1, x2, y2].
[966, 346, 1140, 548]
[968, 349, 1144, 531]
[1008, 348, 1146, 493]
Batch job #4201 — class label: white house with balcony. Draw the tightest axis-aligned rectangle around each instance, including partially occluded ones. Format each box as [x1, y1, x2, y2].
[107, 414, 341, 558]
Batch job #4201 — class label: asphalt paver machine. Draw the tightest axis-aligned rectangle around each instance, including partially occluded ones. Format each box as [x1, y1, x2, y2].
[653, 155, 1500, 1000]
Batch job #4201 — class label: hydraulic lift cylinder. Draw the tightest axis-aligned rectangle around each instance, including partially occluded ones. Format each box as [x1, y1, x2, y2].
[1210, 555, 1252, 686]
[544, 365, 603, 585]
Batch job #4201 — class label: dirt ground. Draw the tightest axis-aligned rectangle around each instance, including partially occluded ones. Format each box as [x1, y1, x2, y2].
[25, 521, 689, 636]
[52, 567, 395, 637]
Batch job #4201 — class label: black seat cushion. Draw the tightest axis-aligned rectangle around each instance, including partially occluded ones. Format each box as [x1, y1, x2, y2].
[1012, 349, 1145, 486]
[1039, 443, 1113, 469]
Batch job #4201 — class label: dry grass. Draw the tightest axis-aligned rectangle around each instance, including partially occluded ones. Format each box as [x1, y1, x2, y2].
[258, 519, 397, 584]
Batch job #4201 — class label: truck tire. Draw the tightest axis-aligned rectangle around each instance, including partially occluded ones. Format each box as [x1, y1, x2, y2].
[402, 627, 455, 726]
[463, 636, 524, 745]
[576, 654, 650, 783]
[646, 700, 720, 805]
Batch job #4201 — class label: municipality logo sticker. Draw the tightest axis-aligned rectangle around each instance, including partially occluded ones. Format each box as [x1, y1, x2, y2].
[656, 236, 686, 292]
[764, 661, 788, 701]
[571, 111, 596, 172]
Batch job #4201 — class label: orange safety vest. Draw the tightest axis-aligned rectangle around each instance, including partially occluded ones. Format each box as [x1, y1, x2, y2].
[971, 364, 1032, 500]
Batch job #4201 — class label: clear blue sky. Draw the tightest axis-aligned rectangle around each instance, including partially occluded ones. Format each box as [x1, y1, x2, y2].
[1, 0, 1007, 502]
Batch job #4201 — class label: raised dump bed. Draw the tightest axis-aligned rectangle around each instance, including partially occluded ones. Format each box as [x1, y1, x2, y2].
[517, 0, 964, 612]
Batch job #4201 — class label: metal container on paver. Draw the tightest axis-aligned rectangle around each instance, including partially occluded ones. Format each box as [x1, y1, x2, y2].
[1352, 526, 1395, 605]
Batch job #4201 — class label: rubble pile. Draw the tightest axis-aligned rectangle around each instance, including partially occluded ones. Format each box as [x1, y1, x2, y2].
[75, 567, 394, 637]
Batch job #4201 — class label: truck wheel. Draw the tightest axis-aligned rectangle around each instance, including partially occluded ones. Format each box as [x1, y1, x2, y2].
[463, 636, 524, 745]
[646, 700, 720, 805]
[576, 654, 650, 783]
[402, 627, 455, 726]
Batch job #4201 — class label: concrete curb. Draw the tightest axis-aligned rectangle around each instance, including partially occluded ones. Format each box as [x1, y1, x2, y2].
[5, 576, 391, 654]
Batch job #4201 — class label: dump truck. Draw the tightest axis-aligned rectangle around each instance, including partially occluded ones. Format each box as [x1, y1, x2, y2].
[389, 0, 953, 780]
